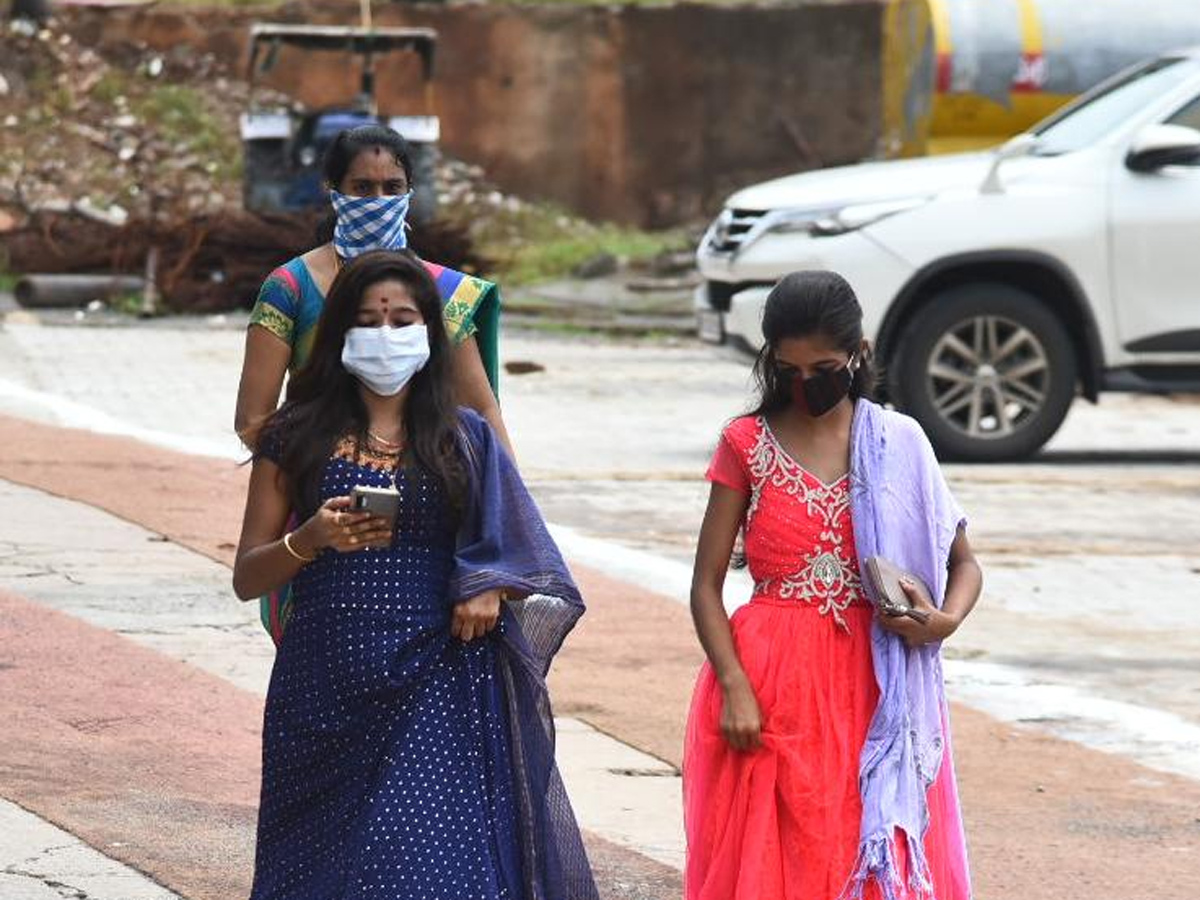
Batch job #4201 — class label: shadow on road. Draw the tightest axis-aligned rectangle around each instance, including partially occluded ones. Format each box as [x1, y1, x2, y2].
[983, 449, 1200, 467]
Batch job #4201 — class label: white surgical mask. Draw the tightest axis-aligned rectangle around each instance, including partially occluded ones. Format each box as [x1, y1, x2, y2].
[341, 324, 430, 397]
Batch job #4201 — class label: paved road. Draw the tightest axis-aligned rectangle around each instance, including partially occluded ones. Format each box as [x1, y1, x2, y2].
[0, 477, 685, 887]
[2, 315, 1198, 779]
[1, 312, 1199, 898]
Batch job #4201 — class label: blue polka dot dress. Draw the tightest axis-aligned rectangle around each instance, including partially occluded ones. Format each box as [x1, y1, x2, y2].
[250, 438, 523, 900]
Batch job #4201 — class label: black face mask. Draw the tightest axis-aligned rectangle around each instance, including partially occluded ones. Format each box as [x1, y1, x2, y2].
[790, 356, 857, 417]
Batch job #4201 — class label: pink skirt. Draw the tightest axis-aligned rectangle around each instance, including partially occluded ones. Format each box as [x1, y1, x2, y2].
[683, 600, 971, 900]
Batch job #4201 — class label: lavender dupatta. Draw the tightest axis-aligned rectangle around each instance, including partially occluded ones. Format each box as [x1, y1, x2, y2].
[448, 409, 599, 900]
[844, 400, 967, 900]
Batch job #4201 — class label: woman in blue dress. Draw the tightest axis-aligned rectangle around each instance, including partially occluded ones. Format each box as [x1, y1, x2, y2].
[235, 124, 511, 646]
[233, 250, 598, 900]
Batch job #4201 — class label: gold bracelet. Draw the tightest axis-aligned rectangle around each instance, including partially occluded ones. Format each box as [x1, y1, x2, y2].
[282, 531, 316, 563]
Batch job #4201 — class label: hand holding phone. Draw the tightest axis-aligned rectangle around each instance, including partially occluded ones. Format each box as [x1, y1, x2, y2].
[295, 494, 394, 556]
[350, 485, 401, 524]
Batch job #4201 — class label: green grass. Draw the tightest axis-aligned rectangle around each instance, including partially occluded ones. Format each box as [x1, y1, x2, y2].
[507, 318, 600, 339]
[134, 85, 242, 179]
[90, 70, 132, 106]
[487, 0, 760, 5]
[502, 228, 673, 286]
[109, 292, 149, 317]
[0, 249, 16, 293]
[451, 199, 687, 287]
[22, 61, 71, 121]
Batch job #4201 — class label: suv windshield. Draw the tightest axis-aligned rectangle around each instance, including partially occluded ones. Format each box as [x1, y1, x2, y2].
[1033, 57, 1200, 155]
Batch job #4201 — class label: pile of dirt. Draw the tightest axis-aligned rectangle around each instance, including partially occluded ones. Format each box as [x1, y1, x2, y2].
[0, 17, 252, 225]
[0, 17, 490, 310]
[1, 17, 651, 308]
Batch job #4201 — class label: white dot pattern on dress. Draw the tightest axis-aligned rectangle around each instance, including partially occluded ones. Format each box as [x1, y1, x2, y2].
[250, 451, 522, 900]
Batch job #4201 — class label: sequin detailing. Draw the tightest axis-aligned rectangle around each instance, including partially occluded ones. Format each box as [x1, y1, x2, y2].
[743, 417, 865, 631]
[250, 451, 522, 899]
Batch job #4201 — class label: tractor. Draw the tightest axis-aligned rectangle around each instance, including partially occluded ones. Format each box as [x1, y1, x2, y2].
[240, 23, 441, 224]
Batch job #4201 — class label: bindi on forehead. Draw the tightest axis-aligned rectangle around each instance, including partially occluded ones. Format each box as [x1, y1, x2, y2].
[367, 293, 414, 312]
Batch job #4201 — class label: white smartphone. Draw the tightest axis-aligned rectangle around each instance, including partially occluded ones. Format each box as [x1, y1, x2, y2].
[350, 485, 401, 523]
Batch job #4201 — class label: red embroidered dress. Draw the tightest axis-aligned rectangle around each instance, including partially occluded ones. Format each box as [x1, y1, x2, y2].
[683, 416, 970, 900]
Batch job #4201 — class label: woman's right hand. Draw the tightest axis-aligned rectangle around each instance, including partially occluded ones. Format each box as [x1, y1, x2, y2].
[295, 496, 393, 555]
[720, 675, 763, 752]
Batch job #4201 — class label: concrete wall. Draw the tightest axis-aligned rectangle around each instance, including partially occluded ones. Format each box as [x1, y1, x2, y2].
[66, 0, 928, 227]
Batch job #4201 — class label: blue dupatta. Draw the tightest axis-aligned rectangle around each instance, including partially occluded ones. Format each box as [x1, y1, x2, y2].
[452, 408, 599, 900]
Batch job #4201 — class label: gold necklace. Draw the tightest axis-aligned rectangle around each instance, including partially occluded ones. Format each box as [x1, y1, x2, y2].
[367, 429, 402, 449]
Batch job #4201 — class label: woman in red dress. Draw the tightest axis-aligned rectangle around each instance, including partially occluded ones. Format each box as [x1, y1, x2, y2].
[683, 271, 982, 900]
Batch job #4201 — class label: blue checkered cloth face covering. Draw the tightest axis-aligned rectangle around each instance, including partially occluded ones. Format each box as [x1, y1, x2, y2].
[331, 190, 412, 260]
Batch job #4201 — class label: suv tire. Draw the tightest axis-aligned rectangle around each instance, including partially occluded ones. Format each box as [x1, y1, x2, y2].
[888, 282, 1077, 461]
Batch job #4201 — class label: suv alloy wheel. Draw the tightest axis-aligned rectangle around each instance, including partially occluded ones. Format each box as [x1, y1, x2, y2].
[889, 282, 1079, 461]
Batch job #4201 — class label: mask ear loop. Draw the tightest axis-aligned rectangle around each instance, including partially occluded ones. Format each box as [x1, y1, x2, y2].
[850, 343, 871, 375]
[845, 350, 862, 401]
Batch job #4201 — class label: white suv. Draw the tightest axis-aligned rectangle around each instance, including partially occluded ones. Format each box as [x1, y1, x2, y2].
[695, 50, 1200, 461]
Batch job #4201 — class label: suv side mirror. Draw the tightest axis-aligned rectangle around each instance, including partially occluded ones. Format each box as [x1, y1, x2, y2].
[980, 133, 1040, 195]
[1126, 124, 1200, 172]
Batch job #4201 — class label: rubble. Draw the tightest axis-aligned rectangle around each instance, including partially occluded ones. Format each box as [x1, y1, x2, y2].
[0, 17, 677, 311]
[0, 17, 254, 226]
[2, 208, 490, 313]
[0, 17, 494, 311]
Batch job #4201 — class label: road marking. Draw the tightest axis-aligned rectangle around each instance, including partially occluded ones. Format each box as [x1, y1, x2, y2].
[943, 659, 1200, 783]
[3, 377, 1199, 785]
[560, 526, 1200, 784]
[0, 478, 688, 873]
[548, 522, 754, 612]
[0, 378, 244, 462]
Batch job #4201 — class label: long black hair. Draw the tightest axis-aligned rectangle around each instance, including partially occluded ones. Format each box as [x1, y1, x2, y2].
[749, 270, 877, 416]
[260, 250, 466, 518]
[316, 124, 415, 244]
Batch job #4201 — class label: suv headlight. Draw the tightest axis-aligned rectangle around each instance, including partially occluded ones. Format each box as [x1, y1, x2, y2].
[810, 197, 930, 236]
[757, 196, 930, 241]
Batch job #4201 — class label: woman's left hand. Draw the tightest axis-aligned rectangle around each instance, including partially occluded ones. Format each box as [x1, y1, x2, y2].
[874, 578, 960, 648]
[451, 590, 503, 642]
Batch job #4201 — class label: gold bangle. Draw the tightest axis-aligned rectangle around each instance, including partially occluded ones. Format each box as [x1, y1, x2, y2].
[282, 531, 316, 563]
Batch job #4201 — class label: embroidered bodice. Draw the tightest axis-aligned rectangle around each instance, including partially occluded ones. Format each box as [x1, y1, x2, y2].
[707, 416, 866, 631]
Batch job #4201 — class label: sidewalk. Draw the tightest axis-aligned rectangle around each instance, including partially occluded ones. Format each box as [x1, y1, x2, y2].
[0, 475, 684, 900]
[0, 799, 182, 900]
[3, 300, 1200, 896]
[4, 415, 1200, 899]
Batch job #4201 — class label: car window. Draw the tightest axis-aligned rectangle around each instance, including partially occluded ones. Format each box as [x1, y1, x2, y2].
[1034, 58, 1200, 155]
[1158, 94, 1200, 167]
[1166, 94, 1200, 131]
